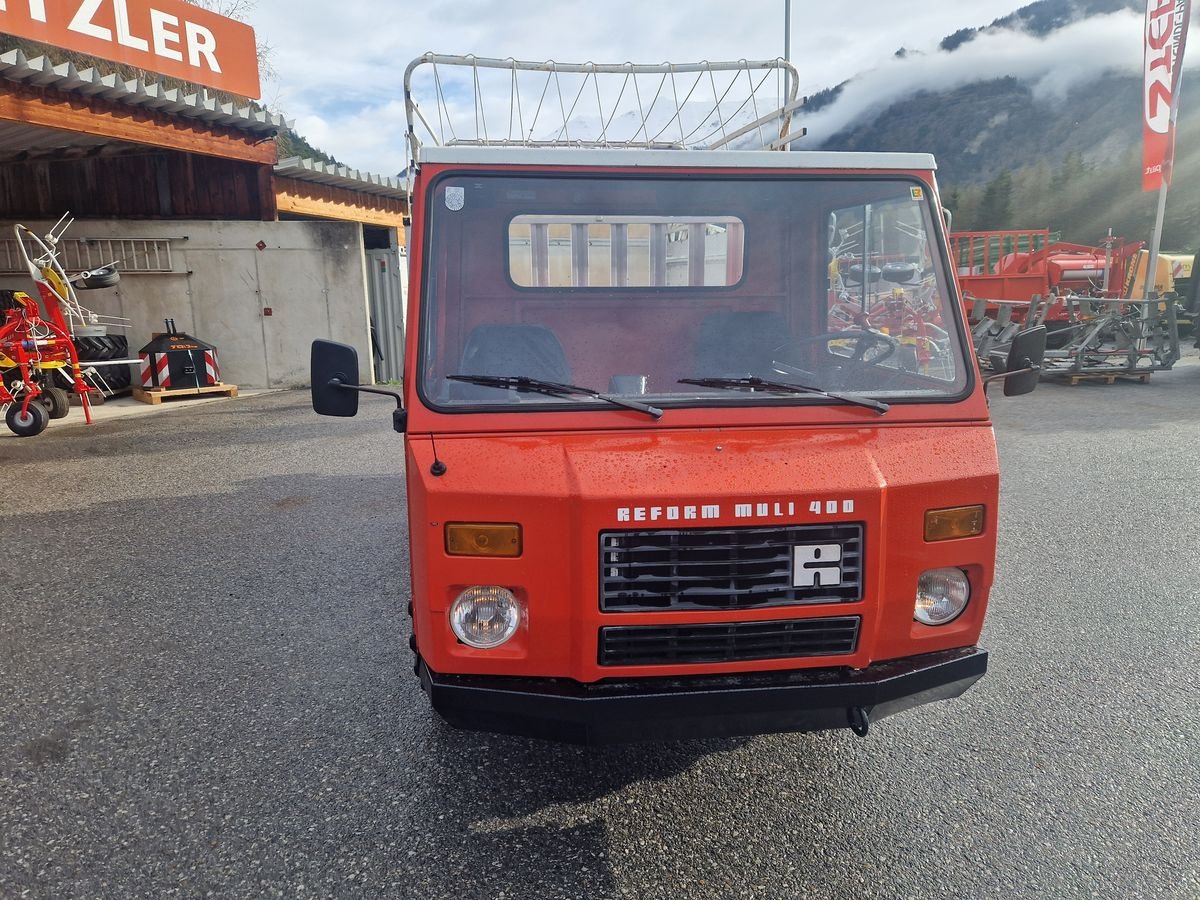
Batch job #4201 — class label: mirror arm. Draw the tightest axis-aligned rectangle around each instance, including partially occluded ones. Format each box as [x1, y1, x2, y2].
[983, 361, 1041, 385]
[329, 377, 401, 406]
[328, 377, 408, 433]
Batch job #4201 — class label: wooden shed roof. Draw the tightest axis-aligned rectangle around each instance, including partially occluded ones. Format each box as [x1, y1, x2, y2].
[0, 50, 287, 136]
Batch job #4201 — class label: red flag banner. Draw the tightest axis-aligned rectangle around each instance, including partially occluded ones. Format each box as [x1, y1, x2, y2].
[1144, 0, 1191, 191]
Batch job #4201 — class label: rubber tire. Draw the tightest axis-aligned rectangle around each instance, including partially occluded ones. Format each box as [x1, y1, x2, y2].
[73, 267, 120, 290]
[73, 334, 129, 361]
[73, 362, 133, 394]
[39, 387, 71, 419]
[6, 401, 50, 437]
[71, 334, 132, 395]
[72, 336, 106, 360]
[100, 364, 133, 392]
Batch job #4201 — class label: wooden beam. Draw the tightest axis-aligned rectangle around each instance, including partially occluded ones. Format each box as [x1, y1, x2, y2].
[0, 82, 278, 165]
[256, 163, 278, 222]
[274, 176, 408, 235]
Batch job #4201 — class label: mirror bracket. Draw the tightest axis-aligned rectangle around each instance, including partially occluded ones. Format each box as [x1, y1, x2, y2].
[328, 378, 407, 433]
[984, 362, 1041, 387]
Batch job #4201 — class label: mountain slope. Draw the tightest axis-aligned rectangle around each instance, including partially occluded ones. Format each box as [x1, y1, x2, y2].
[818, 74, 1145, 186]
[798, 0, 1197, 247]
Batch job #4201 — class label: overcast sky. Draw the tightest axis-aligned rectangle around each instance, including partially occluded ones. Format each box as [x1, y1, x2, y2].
[243, 0, 1121, 175]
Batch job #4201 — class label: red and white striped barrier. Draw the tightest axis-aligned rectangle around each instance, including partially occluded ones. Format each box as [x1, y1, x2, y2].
[139, 352, 174, 388]
[204, 349, 220, 385]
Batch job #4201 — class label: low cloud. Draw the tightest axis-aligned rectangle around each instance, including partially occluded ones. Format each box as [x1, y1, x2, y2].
[248, 0, 1051, 172]
[798, 10, 1177, 145]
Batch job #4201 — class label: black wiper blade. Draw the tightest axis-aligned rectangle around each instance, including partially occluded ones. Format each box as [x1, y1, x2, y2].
[448, 374, 663, 419]
[678, 376, 889, 414]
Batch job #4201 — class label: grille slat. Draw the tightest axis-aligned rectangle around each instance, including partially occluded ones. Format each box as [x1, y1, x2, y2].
[599, 616, 861, 666]
[601, 523, 864, 611]
[614, 561, 792, 573]
[611, 626, 859, 644]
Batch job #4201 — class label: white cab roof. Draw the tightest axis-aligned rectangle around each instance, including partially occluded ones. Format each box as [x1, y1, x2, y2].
[419, 147, 937, 171]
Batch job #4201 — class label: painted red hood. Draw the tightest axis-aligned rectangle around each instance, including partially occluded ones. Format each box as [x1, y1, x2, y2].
[405, 425, 999, 683]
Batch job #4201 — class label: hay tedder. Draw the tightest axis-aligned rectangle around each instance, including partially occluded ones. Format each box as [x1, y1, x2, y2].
[0, 215, 123, 436]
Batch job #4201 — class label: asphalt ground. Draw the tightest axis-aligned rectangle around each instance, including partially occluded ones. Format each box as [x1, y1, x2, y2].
[1, 370, 1198, 899]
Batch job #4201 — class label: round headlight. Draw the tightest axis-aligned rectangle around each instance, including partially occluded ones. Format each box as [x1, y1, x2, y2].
[914, 568, 970, 625]
[450, 586, 522, 648]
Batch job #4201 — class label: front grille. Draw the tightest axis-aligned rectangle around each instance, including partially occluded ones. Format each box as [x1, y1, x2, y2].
[600, 523, 864, 611]
[598, 616, 861, 666]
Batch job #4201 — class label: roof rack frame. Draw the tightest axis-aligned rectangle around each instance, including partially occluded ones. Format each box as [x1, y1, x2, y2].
[403, 53, 802, 162]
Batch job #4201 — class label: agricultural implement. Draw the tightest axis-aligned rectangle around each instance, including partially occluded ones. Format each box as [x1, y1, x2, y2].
[0, 290, 77, 435]
[951, 228, 1182, 380]
[826, 221, 954, 382]
[0, 215, 123, 436]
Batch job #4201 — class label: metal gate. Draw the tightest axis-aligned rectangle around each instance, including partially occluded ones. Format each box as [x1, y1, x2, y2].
[365, 247, 407, 383]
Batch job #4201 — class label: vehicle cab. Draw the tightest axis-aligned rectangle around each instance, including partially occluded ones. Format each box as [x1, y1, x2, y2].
[312, 58, 1041, 744]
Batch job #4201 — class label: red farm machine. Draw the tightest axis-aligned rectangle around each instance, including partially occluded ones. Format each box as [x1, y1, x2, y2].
[949, 228, 1183, 378]
[1, 216, 124, 436]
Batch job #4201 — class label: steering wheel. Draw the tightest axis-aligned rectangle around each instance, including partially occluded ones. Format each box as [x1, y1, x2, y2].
[771, 329, 900, 387]
[774, 329, 899, 363]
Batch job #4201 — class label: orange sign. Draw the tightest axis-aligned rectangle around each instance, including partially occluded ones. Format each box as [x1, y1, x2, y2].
[0, 0, 261, 99]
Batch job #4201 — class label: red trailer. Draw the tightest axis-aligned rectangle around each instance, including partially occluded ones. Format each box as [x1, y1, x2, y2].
[950, 229, 1145, 326]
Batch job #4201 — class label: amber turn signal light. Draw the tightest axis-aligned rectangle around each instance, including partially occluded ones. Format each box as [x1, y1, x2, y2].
[445, 523, 522, 557]
[924, 506, 985, 542]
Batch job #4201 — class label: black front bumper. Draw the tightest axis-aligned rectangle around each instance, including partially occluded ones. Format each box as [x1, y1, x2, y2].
[418, 647, 987, 745]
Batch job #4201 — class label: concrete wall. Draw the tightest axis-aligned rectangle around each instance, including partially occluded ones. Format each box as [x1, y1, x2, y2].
[0, 219, 374, 388]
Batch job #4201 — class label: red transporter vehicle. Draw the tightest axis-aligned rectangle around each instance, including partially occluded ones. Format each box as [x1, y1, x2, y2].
[312, 58, 1044, 744]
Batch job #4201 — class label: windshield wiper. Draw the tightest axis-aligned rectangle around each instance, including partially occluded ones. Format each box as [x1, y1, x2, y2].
[678, 376, 889, 414]
[448, 374, 663, 419]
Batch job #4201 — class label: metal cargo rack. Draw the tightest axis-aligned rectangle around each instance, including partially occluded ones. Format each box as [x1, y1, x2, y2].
[403, 53, 806, 163]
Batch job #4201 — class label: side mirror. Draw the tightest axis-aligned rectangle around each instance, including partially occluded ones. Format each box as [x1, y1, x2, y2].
[311, 339, 360, 417]
[311, 339, 408, 431]
[996, 326, 1046, 397]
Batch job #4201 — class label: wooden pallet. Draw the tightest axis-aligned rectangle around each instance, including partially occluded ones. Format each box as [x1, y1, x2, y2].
[69, 386, 128, 407]
[1057, 371, 1152, 386]
[133, 383, 239, 405]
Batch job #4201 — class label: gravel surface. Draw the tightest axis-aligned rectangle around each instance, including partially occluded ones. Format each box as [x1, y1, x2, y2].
[1, 375, 1198, 899]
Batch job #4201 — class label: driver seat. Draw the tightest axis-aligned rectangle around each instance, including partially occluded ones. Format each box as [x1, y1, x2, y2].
[693, 311, 788, 378]
[452, 324, 572, 401]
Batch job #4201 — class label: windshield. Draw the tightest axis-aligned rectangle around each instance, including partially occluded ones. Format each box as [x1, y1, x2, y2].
[418, 173, 970, 414]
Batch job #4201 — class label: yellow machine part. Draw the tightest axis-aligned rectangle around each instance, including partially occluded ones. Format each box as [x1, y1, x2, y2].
[0, 357, 68, 370]
[40, 265, 70, 302]
[1124, 250, 1179, 298]
[2, 289, 37, 311]
[1162, 252, 1194, 280]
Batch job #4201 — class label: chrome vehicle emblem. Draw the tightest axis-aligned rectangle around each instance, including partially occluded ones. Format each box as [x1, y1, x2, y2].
[793, 544, 843, 588]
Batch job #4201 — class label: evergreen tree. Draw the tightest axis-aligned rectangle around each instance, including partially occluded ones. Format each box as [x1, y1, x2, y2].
[977, 171, 1014, 230]
[1011, 162, 1053, 228]
[1051, 153, 1089, 194]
